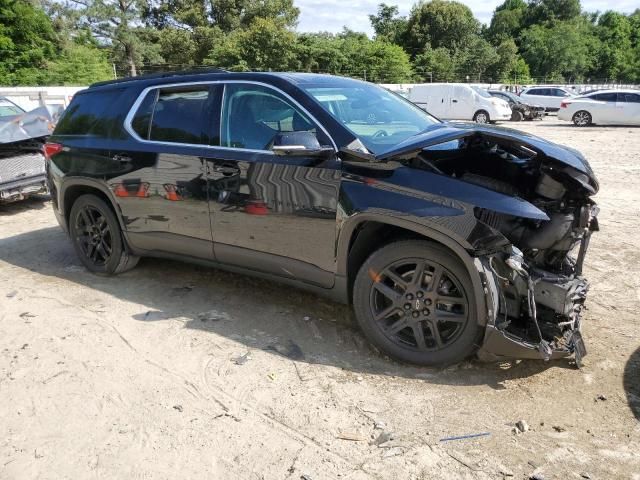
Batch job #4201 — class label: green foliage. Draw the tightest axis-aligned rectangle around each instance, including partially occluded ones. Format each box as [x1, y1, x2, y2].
[205, 17, 299, 71]
[0, 0, 58, 85]
[2, 0, 640, 86]
[404, 0, 480, 54]
[48, 43, 113, 85]
[369, 3, 407, 44]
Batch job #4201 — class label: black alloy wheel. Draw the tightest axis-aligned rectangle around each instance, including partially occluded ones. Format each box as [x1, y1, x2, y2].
[353, 240, 479, 366]
[69, 194, 139, 275]
[75, 204, 113, 267]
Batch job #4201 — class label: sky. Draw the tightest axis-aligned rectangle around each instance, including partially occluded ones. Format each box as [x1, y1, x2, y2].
[295, 0, 640, 36]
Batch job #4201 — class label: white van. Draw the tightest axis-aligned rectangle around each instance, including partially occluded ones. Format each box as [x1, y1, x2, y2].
[409, 83, 512, 123]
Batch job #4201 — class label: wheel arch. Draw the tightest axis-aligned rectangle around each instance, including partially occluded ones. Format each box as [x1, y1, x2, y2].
[61, 178, 124, 232]
[338, 214, 490, 326]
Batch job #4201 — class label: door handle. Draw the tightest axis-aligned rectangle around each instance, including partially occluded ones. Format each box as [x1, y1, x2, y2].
[112, 153, 132, 164]
[211, 165, 240, 176]
[452, 99, 458, 103]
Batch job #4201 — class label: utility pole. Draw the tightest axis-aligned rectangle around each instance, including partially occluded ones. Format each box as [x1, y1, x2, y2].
[112, 64, 117, 80]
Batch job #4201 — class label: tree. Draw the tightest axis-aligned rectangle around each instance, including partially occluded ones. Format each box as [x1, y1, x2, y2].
[48, 42, 113, 84]
[0, 0, 58, 85]
[519, 20, 593, 81]
[593, 11, 634, 81]
[205, 17, 299, 71]
[413, 46, 456, 81]
[368, 3, 407, 44]
[524, 0, 581, 27]
[61, 0, 150, 76]
[403, 0, 480, 55]
[485, 0, 527, 45]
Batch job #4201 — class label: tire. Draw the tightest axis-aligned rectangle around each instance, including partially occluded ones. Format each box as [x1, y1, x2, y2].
[572, 110, 592, 127]
[353, 240, 479, 366]
[473, 110, 490, 124]
[69, 194, 139, 275]
[511, 110, 524, 122]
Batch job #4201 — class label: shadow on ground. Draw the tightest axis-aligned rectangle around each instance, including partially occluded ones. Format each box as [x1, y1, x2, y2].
[0, 225, 575, 389]
[624, 345, 640, 421]
[0, 195, 50, 216]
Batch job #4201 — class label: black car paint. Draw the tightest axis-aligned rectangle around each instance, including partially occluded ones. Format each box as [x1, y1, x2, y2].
[47, 71, 597, 362]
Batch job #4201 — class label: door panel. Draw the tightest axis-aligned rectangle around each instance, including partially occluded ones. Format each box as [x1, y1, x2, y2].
[207, 82, 341, 287]
[113, 85, 222, 259]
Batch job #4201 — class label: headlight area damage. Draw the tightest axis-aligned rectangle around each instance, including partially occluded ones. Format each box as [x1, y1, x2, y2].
[0, 105, 62, 203]
[371, 124, 599, 365]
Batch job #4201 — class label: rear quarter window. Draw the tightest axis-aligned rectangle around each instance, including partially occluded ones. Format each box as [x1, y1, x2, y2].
[54, 88, 126, 136]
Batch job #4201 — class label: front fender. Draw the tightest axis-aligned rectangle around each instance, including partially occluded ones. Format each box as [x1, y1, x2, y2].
[336, 180, 503, 327]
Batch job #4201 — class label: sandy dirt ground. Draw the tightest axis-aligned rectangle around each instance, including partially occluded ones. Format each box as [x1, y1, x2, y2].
[1, 117, 639, 480]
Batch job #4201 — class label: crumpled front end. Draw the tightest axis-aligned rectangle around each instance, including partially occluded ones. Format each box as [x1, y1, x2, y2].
[376, 124, 599, 364]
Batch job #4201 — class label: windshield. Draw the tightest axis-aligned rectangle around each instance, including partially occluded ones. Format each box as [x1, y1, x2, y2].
[471, 86, 492, 98]
[0, 101, 24, 119]
[303, 83, 438, 155]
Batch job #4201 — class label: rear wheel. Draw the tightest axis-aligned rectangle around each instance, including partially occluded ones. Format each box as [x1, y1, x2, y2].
[473, 110, 490, 124]
[572, 110, 592, 127]
[511, 110, 524, 122]
[353, 240, 479, 366]
[69, 194, 139, 275]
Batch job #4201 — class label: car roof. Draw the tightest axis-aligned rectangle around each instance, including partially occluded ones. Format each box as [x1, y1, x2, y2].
[88, 70, 366, 92]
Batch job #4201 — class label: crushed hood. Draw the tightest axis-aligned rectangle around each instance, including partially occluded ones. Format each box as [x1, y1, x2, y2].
[375, 123, 598, 191]
[0, 105, 63, 145]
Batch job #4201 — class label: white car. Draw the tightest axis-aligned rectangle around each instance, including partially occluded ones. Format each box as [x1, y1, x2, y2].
[409, 83, 512, 123]
[519, 86, 574, 112]
[558, 90, 640, 126]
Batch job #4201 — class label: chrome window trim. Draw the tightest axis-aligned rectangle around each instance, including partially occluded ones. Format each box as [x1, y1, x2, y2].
[123, 80, 338, 154]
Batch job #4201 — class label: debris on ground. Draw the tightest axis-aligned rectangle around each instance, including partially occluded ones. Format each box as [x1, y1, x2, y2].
[529, 473, 545, 480]
[370, 431, 394, 446]
[337, 431, 367, 442]
[515, 420, 530, 433]
[382, 447, 403, 458]
[19, 312, 35, 319]
[267, 373, 276, 381]
[232, 352, 251, 365]
[266, 340, 304, 360]
[6, 290, 17, 298]
[595, 394, 607, 401]
[439, 432, 491, 442]
[173, 405, 183, 412]
[171, 285, 195, 296]
[552, 425, 566, 432]
[197, 310, 230, 322]
[581, 473, 591, 479]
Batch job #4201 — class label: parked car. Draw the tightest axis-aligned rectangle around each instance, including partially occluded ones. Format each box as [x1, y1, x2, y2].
[519, 87, 574, 112]
[558, 89, 640, 126]
[0, 97, 25, 119]
[0, 102, 63, 202]
[409, 83, 512, 123]
[488, 90, 545, 121]
[46, 70, 598, 366]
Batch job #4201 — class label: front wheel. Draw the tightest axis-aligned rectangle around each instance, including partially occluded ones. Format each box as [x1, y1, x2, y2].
[511, 110, 524, 122]
[473, 110, 490, 124]
[69, 194, 139, 275]
[573, 110, 592, 127]
[353, 240, 479, 366]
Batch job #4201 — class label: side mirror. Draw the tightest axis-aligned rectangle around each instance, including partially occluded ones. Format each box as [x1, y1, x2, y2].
[271, 131, 334, 158]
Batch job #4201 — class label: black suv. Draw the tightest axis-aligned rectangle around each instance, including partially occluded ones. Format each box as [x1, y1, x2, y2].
[46, 70, 599, 366]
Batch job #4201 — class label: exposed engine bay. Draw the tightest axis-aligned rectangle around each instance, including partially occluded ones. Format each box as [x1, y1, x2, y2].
[407, 130, 599, 364]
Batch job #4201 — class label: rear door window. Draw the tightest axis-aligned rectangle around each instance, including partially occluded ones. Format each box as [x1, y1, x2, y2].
[130, 85, 221, 145]
[592, 93, 617, 102]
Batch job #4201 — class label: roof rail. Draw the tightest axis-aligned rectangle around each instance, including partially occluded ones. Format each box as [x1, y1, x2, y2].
[89, 67, 229, 88]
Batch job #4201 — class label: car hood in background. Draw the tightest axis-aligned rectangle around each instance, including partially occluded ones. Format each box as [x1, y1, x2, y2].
[375, 123, 598, 191]
[0, 105, 63, 144]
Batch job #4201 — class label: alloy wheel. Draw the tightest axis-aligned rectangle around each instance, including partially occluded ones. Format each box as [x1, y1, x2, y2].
[75, 205, 113, 266]
[368, 258, 469, 352]
[573, 111, 591, 126]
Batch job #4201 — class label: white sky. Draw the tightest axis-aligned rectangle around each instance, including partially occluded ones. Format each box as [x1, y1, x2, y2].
[295, 0, 639, 36]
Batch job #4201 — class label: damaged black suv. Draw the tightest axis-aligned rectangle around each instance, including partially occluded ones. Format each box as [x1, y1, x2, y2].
[46, 71, 599, 366]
